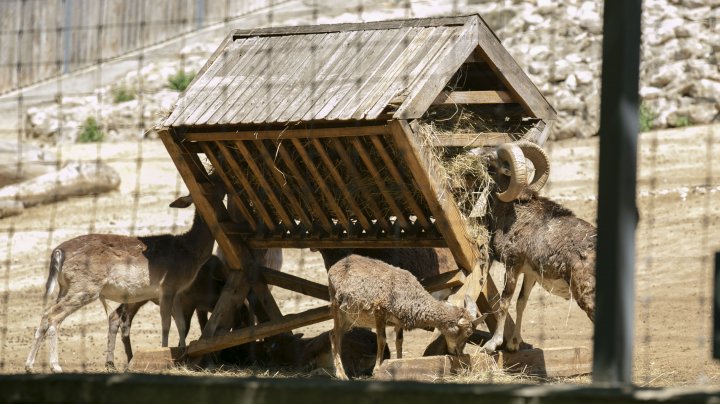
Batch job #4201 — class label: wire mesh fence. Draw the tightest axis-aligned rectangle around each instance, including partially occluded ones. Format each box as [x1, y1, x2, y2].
[0, 0, 718, 389]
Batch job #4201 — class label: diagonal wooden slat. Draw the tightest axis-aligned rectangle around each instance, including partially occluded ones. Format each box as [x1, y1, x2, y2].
[368, 135, 432, 230]
[273, 140, 334, 234]
[215, 142, 277, 233]
[347, 137, 411, 230]
[310, 138, 372, 231]
[290, 138, 350, 231]
[199, 142, 257, 232]
[233, 140, 296, 232]
[329, 138, 391, 233]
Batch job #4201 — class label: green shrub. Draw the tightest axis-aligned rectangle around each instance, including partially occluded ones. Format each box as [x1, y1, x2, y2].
[673, 115, 690, 128]
[639, 102, 656, 132]
[111, 85, 135, 103]
[77, 116, 104, 143]
[168, 70, 196, 91]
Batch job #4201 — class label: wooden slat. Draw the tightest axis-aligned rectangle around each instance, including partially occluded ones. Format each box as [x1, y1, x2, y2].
[215, 142, 277, 232]
[234, 141, 296, 232]
[235, 237, 448, 249]
[363, 27, 444, 119]
[253, 140, 314, 227]
[290, 138, 350, 230]
[310, 138, 372, 231]
[260, 266, 330, 301]
[242, 33, 330, 124]
[368, 135, 432, 230]
[349, 137, 411, 230]
[427, 132, 515, 147]
[182, 125, 388, 142]
[197, 36, 282, 125]
[201, 270, 253, 338]
[325, 27, 412, 120]
[273, 31, 357, 123]
[432, 90, 514, 105]
[187, 306, 332, 357]
[199, 142, 257, 231]
[395, 18, 479, 119]
[473, 19, 556, 121]
[251, 281, 284, 321]
[273, 140, 334, 234]
[419, 269, 465, 293]
[231, 15, 473, 38]
[329, 138, 391, 232]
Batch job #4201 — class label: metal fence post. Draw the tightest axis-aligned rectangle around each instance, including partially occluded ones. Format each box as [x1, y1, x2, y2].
[592, 0, 643, 386]
[714, 252, 720, 359]
[62, 0, 73, 74]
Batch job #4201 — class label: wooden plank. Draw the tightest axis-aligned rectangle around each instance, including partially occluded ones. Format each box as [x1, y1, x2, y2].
[242, 33, 329, 124]
[388, 120, 481, 273]
[395, 18, 479, 119]
[187, 306, 332, 357]
[201, 270, 253, 338]
[215, 142, 277, 233]
[234, 141, 296, 232]
[375, 347, 591, 381]
[363, 27, 446, 120]
[290, 138, 351, 230]
[273, 140, 334, 234]
[349, 137, 411, 231]
[273, 31, 356, 123]
[232, 15, 473, 39]
[198, 36, 282, 125]
[127, 348, 186, 372]
[428, 132, 515, 148]
[311, 138, 372, 231]
[158, 129, 246, 271]
[433, 90, 514, 105]
[251, 280, 284, 321]
[324, 27, 413, 120]
[419, 269, 465, 293]
[199, 142, 257, 231]
[473, 18, 556, 121]
[368, 135, 432, 230]
[253, 140, 314, 227]
[232, 237, 448, 249]
[182, 125, 388, 142]
[329, 138, 391, 232]
[260, 266, 330, 301]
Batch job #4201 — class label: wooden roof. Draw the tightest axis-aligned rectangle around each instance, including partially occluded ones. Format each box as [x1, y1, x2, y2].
[162, 15, 555, 128]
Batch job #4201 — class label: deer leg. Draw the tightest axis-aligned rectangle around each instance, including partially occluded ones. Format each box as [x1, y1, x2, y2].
[120, 301, 147, 365]
[481, 261, 522, 353]
[374, 314, 387, 372]
[106, 304, 124, 370]
[329, 302, 349, 380]
[172, 299, 190, 348]
[159, 291, 175, 347]
[196, 310, 209, 332]
[507, 271, 536, 352]
[394, 327, 403, 359]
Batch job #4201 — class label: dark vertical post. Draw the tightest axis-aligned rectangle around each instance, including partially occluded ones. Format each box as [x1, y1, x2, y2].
[592, 0, 642, 386]
[195, 0, 206, 29]
[62, 0, 73, 74]
[714, 252, 720, 359]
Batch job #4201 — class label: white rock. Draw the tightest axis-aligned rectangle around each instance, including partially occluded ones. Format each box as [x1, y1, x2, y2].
[575, 69, 594, 84]
[640, 86, 663, 99]
[649, 61, 685, 87]
[565, 73, 578, 90]
[692, 79, 720, 102]
[551, 59, 573, 81]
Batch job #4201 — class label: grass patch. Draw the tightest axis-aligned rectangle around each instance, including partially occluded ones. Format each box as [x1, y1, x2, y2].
[111, 85, 135, 103]
[639, 102, 656, 132]
[168, 69, 196, 92]
[77, 116, 104, 143]
[672, 115, 690, 128]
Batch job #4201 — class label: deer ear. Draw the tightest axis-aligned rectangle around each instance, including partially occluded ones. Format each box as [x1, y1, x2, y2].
[169, 195, 193, 208]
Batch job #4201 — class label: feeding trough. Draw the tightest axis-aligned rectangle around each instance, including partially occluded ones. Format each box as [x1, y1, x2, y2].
[152, 14, 582, 378]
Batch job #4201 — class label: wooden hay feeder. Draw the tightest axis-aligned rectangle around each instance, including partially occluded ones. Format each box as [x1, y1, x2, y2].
[156, 14, 568, 376]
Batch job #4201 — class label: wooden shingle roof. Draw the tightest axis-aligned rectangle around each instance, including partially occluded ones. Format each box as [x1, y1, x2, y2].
[163, 15, 554, 128]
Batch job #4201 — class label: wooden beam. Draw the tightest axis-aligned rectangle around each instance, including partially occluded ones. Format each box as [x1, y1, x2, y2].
[260, 266, 330, 301]
[432, 90, 514, 105]
[226, 236, 448, 249]
[182, 125, 388, 142]
[419, 270, 465, 293]
[427, 132, 515, 148]
[187, 306, 332, 357]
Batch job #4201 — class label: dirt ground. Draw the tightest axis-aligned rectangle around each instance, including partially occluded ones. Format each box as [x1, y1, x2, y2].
[0, 124, 718, 386]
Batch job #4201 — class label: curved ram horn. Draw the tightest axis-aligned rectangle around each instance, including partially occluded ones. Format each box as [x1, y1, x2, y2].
[495, 143, 527, 202]
[516, 140, 550, 193]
